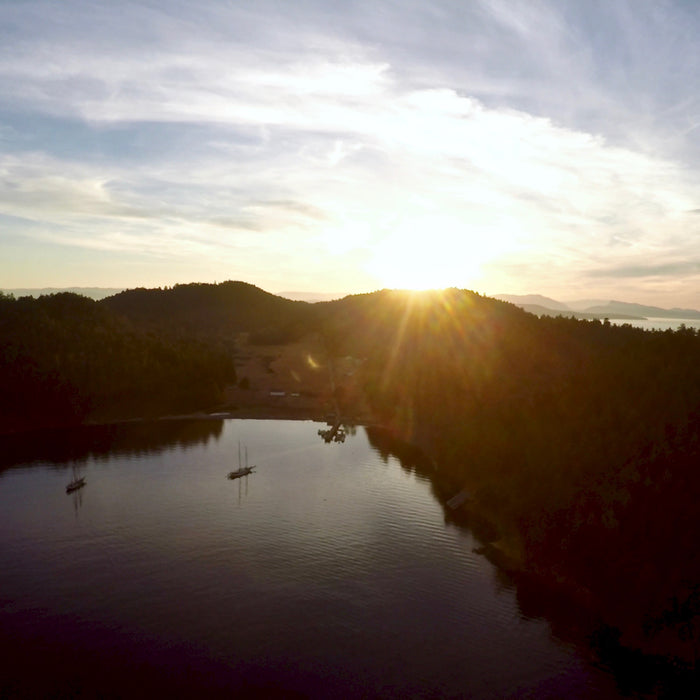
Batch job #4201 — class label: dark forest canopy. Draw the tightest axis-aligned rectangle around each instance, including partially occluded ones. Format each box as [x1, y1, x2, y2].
[102, 281, 313, 345]
[0, 289, 237, 432]
[2, 281, 700, 660]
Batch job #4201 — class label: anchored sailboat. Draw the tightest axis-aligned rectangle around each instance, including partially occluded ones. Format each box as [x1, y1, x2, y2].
[228, 442, 256, 480]
[66, 465, 86, 494]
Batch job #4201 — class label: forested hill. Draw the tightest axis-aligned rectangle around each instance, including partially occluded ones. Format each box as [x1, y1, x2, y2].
[0, 290, 237, 433]
[101, 281, 314, 345]
[0, 281, 318, 433]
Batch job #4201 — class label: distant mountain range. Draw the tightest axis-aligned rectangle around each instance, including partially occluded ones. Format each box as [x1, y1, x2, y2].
[495, 294, 700, 320]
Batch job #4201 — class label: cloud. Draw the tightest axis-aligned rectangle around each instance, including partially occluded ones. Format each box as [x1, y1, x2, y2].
[246, 200, 328, 221]
[587, 261, 700, 279]
[2, 71, 699, 292]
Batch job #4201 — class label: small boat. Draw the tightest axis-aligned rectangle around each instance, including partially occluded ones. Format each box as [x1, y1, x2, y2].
[227, 465, 255, 480]
[228, 442, 256, 480]
[66, 476, 86, 494]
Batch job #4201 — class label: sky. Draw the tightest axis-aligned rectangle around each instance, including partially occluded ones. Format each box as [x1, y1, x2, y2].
[1, 0, 700, 308]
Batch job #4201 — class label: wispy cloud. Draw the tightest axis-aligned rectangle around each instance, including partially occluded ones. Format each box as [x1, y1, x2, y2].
[588, 260, 700, 279]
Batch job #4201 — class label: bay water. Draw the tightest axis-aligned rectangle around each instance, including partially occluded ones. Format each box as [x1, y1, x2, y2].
[0, 418, 633, 697]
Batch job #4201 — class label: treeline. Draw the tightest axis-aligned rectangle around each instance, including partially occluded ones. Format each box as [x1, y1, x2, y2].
[0, 280, 320, 434]
[0, 291, 236, 432]
[320, 288, 700, 657]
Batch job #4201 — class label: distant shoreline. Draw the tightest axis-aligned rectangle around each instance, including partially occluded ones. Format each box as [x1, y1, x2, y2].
[0, 403, 374, 437]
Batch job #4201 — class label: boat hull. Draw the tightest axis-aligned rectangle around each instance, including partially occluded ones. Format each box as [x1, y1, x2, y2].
[66, 477, 86, 494]
[227, 467, 255, 480]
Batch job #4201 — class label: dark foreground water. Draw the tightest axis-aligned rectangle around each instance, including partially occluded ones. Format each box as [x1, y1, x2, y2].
[1, 419, 636, 697]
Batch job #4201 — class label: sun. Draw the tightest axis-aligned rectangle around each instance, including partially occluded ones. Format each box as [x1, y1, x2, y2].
[370, 243, 478, 290]
[366, 217, 488, 291]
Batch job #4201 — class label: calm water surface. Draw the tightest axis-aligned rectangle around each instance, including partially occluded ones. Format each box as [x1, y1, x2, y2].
[1, 419, 627, 697]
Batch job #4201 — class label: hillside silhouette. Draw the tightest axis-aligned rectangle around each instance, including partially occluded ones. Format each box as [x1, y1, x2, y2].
[102, 281, 314, 345]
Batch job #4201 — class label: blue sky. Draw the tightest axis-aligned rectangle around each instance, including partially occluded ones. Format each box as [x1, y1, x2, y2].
[1, 0, 699, 306]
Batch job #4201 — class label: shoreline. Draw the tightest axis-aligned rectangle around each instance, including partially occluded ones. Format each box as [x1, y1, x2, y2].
[363, 425, 699, 669]
[0, 401, 374, 437]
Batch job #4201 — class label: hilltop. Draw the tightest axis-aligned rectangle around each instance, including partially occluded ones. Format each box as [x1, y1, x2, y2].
[1, 287, 124, 300]
[101, 281, 314, 344]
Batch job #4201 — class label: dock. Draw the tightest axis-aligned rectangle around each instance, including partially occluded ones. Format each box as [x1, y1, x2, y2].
[446, 489, 470, 510]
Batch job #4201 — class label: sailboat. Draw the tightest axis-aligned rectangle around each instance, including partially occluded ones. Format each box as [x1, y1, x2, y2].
[66, 465, 86, 494]
[228, 442, 256, 480]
